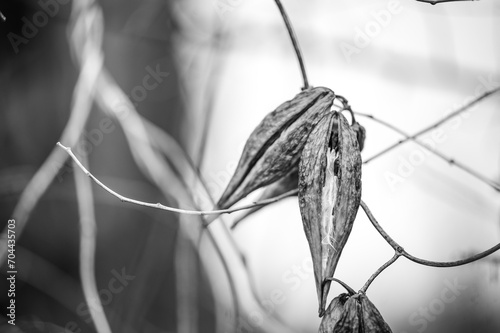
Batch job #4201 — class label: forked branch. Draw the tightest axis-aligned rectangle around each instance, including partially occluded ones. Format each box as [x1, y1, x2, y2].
[360, 200, 500, 268]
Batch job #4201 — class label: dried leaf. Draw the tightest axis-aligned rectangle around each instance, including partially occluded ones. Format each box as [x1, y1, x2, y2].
[298, 111, 362, 316]
[217, 87, 335, 209]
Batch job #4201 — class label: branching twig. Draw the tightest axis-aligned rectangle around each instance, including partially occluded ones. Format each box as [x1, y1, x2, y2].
[361, 253, 400, 293]
[360, 200, 500, 268]
[364, 87, 500, 165]
[355, 111, 500, 191]
[274, 0, 309, 90]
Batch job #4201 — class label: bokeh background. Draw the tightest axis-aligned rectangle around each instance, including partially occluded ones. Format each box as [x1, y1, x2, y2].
[1, 0, 499, 332]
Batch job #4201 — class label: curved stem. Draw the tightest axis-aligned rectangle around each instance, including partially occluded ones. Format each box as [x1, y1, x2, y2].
[404, 243, 500, 268]
[361, 253, 400, 293]
[360, 201, 402, 251]
[324, 277, 356, 295]
[274, 0, 309, 90]
[360, 200, 500, 268]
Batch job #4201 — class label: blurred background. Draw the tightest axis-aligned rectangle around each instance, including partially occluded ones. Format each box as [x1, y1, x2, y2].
[0, 0, 499, 332]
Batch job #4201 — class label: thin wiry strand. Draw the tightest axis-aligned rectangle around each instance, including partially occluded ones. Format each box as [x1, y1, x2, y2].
[355, 111, 500, 191]
[58, 143, 297, 216]
[274, 0, 309, 90]
[364, 87, 500, 165]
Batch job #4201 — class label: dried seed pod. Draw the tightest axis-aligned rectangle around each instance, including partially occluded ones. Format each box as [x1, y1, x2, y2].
[299, 111, 362, 316]
[329, 293, 393, 333]
[217, 87, 335, 209]
[319, 293, 349, 333]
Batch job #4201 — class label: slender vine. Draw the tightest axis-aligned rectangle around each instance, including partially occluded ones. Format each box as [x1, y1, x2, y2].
[274, 0, 309, 90]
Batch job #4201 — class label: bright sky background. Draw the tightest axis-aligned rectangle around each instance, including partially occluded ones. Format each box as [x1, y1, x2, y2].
[177, 0, 499, 331]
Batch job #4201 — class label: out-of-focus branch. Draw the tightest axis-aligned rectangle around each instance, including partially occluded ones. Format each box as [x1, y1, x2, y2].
[74, 148, 112, 333]
[0, 0, 104, 266]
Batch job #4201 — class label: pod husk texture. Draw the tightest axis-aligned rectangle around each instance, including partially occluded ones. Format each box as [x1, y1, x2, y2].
[330, 293, 393, 333]
[217, 87, 335, 209]
[298, 112, 362, 316]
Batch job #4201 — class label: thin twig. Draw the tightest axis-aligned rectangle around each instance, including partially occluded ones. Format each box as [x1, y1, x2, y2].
[274, 0, 309, 90]
[74, 150, 112, 333]
[57, 142, 297, 216]
[360, 200, 500, 268]
[355, 111, 500, 191]
[0, 11, 6, 21]
[364, 87, 500, 165]
[361, 253, 400, 293]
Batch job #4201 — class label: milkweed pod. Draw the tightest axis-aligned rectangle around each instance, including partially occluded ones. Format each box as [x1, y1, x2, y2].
[298, 111, 362, 316]
[217, 87, 335, 209]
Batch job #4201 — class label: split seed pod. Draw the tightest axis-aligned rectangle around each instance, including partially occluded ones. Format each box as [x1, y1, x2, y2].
[298, 112, 362, 316]
[217, 87, 335, 209]
[320, 293, 393, 333]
